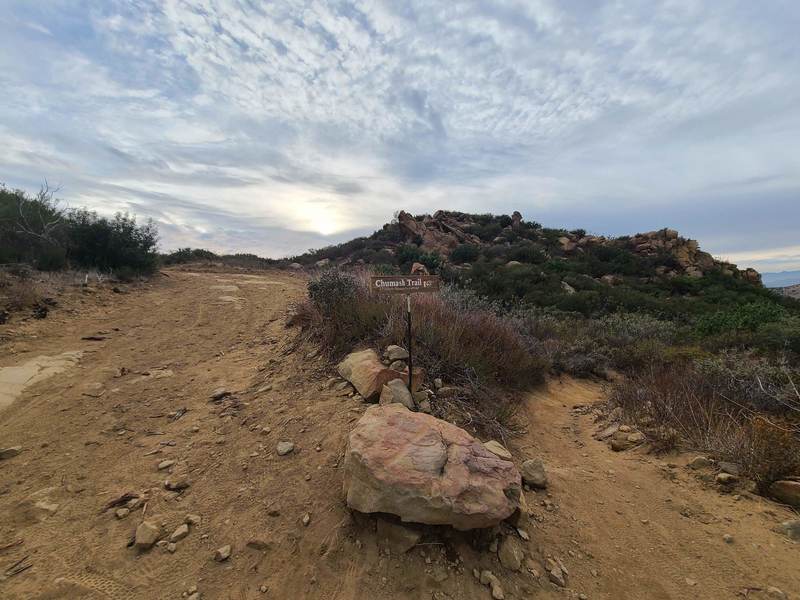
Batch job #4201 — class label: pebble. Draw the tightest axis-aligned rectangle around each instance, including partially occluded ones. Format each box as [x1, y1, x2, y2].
[276, 441, 295, 456]
[210, 387, 230, 401]
[115, 508, 130, 519]
[214, 545, 232, 562]
[302, 513, 311, 526]
[0, 446, 22, 460]
[185, 514, 202, 525]
[134, 521, 162, 550]
[170, 523, 190, 542]
[716, 473, 737, 485]
[164, 475, 190, 491]
[723, 534, 734, 544]
[157, 459, 175, 470]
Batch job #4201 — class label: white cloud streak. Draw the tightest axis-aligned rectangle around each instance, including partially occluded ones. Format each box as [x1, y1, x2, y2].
[0, 0, 798, 266]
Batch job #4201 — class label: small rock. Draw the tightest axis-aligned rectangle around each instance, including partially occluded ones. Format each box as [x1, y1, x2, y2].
[479, 570, 505, 600]
[769, 480, 800, 508]
[722, 533, 734, 544]
[379, 378, 415, 411]
[717, 461, 741, 476]
[498, 536, 525, 571]
[376, 518, 422, 554]
[715, 472, 737, 485]
[627, 432, 645, 443]
[157, 459, 175, 470]
[214, 544, 232, 562]
[776, 519, 800, 541]
[483, 440, 513, 461]
[389, 360, 407, 371]
[0, 446, 22, 460]
[167, 542, 177, 553]
[210, 387, 230, 401]
[302, 513, 311, 526]
[433, 378, 443, 390]
[164, 475, 190, 491]
[134, 520, 161, 550]
[688, 456, 712, 469]
[170, 523, 190, 542]
[520, 458, 547, 489]
[115, 508, 130, 519]
[276, 441, 295, 456]
[185, 514, 202, 525]
[545, 558, 567, 588]
[385, 345, 409, 361]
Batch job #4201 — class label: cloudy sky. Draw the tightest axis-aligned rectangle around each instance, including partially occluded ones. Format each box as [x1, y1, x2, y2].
[1, 1, 799, 271]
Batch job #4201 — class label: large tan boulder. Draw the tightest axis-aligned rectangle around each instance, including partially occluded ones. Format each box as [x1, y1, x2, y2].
[337, 350, 404, 401]
[343, 404, 522, 530]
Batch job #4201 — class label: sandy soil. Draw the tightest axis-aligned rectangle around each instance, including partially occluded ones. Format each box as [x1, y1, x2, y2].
[0, 268, 797, 600]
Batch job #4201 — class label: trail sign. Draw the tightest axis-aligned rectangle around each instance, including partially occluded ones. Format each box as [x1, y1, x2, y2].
[369, 275, 440, 294]
[370, 274, 441, 394]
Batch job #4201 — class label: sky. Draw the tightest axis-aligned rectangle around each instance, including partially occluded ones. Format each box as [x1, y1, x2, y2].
[1, 1, 799, 272]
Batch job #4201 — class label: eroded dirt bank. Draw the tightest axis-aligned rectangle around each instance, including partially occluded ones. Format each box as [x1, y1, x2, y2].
[0, 269, 797, 600]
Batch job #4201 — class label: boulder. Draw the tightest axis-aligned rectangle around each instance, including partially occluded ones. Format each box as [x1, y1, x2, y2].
[343, 404, 522, 530]
[379, 379, 415, 411]
[337, 350, 406, 401]
[520, 458, 547, 489]
[769, 480, 800, 508]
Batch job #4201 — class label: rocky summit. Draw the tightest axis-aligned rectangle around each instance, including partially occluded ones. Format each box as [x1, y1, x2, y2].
[393, 210, 759, 282]
[343, 403, 522, 530]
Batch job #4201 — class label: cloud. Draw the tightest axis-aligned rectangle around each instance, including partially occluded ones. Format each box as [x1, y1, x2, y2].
[0, 0, 798, 267]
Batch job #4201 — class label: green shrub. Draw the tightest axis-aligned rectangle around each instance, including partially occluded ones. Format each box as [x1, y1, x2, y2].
[68, 210, 158, 274]
[450, 244, 480, 263]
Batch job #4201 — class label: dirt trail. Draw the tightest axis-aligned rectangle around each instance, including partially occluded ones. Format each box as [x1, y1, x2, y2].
[0, 269, 797, 600]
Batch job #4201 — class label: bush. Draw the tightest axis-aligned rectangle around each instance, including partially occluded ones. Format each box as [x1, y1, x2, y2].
[1, 185, 160, 276]
[163, 248, 218, 264]
[450, 244, 480, 264]
[609, 362, 800, 487]
[68, 210, 158, 274]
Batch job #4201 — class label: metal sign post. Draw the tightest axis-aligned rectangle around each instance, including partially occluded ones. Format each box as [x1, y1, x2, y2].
[370, 274, 441, 394]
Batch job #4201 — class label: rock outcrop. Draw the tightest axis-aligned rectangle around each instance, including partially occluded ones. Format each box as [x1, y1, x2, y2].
[392, 211, 759, 282]
[343, 404, 522, 530]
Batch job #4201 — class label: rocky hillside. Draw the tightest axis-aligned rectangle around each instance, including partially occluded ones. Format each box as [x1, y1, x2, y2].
[298, 210, 760, 285]
[394, 210, 760, 283]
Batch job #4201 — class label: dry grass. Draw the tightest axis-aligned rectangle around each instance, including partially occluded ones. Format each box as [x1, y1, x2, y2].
[610, 363, 800, 489]
[290, 269, 546, 437]
[0, 270, 41, 313]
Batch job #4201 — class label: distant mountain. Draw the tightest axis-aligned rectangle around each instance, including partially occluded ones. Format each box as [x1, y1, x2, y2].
[762, 270, 800, 288]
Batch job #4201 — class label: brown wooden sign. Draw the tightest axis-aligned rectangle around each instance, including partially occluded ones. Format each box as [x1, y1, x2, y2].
[370, 275, 440, 294]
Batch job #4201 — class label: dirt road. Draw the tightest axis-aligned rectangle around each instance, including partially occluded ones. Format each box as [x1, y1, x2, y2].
[0, 269, 797, 599]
